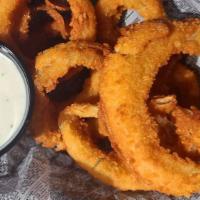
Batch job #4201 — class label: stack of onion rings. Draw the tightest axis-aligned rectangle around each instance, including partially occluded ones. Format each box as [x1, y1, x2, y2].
[33, 40, 110, 151]
[100, 19, 200, 196]
[58, 103, 152, 191]
[34, 16, 200, 196]
[4, 0, 200, 197]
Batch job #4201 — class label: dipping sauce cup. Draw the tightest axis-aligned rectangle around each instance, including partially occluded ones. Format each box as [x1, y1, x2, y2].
[0, 43, 33, 156]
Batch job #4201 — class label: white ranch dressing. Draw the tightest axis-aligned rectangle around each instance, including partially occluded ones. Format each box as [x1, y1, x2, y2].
[0, 52, 28, 149]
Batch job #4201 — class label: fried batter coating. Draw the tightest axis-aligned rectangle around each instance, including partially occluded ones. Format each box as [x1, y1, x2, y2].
[17, 6, 31, 41]
[76, 71, 100, 103]
[0, 0, 22, 39]
[35, 41, 110, 93]
[115, 21, 170, 55]
[0, 0, 29, 48]
[98, 104, 109, 137]
[149, 96, 200, 157]
[66, 103, 98, 118]
[38, 6, 69, 39]
[100, 20, 200, 196]
[34, 41, 109, 150]
[172, 107, 200, 155]
[172, 63, 200, 108]
[151, 58, 200, 108]
[149, 95, 200, 157]
[39, 0, 96, 41]
[149, 95, 177, 115]
[75, 70, 110, 138]
[30, 89, 65, 151]
[96, 0, 165, 44]
[69, 0, 96, 41]
[59, 103, 151, 191]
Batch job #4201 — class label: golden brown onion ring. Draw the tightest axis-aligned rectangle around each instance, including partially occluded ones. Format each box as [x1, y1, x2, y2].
[115, 21, 170, 55]
[68, 0, 96, 41]
[149, 95, 177, 115]
[30, 0, 96, 41]
[100, 19, 200, 196]
[0, 0, 30, 54]
[75, 71, 100, 103]
[0, 0, 26, 40]
[34, 41, 109, 150]
[172, 63, 200, 108]
[149, 95, 200, 158]
[37, 6, 69, 39]
[96, 0, 165, 44]
[59, 103, 151, 191]
[172, 107, 200, 155]
[35, 41, 110, 93]
[30, 89, 65, 151]
[74, 71, 109, 137]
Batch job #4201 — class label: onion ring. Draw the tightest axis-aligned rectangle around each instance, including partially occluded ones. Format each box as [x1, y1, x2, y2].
[34, 40, 109, 151]
[68, 0, 96, 41]
[0, 0, 29, 50]
[171, 62, 200, 107]
[0, 0, 26, 40]
[35, 41, 110, 93]
[149, 95, 178, 115]
[37, 6, 69, 39]
[75, 71, 100, 103]
[33, 40, 109, 150]
[100, 19, 200, 196]
[172, 107, 200, 155]
[115, 21, 170, 56]
[30, 89, 65, 151]
[59, 103, 151, 191]
[74, 71, 109, 137]
[150, 95, 200, 158]
[41, 0, 97, 41]
[96, 0, 166, 44]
